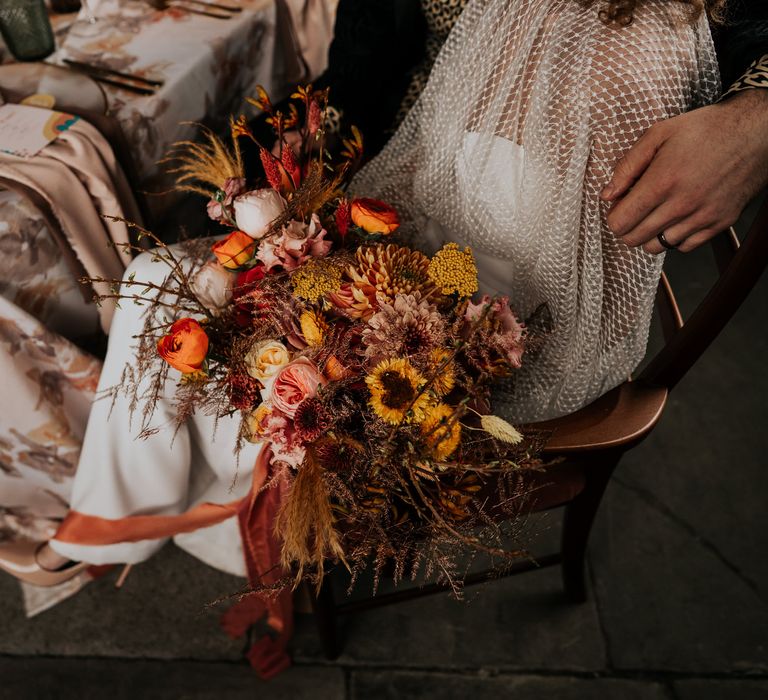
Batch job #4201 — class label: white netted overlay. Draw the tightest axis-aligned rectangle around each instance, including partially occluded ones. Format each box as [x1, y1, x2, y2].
[352, 0, 720, 422]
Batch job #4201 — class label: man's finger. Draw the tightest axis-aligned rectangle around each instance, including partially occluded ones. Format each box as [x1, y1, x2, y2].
[606, 173, 669, 238]
[677, 228, 720, 253]
[617, 201, 685, 248]
[601, 126, 665, 202]
[639, 219, 717, 255]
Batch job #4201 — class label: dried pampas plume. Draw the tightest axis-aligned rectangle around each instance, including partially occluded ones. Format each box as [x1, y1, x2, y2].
[160, 121, 244, 196]
[274, 449, 348, 589]
[480, 415, 524, 445]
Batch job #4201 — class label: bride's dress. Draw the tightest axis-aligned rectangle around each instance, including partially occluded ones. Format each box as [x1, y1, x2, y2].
[353, 0, 720, 422]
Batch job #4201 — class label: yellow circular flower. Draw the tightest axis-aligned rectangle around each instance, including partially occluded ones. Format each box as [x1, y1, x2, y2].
[299, 309, 328, 347]
[427, 243, 479, 297]
[428, 348, 455, 397]
[291, 258, 343, 302]
[366, 358, 432, 424]
[421, 403, 461, 460]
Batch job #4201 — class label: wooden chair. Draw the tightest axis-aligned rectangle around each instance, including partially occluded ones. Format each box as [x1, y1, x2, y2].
[309, 194, 768, 659]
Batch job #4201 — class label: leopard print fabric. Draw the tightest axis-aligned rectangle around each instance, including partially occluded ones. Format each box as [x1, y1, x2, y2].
[721, 54, 768, 100]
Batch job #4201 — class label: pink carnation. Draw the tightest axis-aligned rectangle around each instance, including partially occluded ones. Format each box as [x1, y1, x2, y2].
[258, 409, 307, 468]
[257, 214, 331, 272]
[466, 295, 526, 368]
[206, 177, 246, 224]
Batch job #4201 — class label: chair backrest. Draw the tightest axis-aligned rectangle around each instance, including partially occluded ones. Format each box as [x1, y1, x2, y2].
[638, 195, 768, 390]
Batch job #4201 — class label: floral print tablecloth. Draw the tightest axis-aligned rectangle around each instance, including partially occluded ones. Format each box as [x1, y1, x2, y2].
[53, 0, 280, 196]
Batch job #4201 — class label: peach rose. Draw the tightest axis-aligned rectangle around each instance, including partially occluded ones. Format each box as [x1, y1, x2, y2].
[211, 230, 256, 270]
[271, 357, 326, 418]
[244, 339, 290, 382]
[350, 198, 399, 235]
[157, 318, 209, 374]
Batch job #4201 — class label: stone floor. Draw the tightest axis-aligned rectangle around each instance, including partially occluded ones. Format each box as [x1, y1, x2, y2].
[1, 222, 767, 698]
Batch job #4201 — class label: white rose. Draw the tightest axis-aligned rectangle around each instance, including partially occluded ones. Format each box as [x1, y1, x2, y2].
[244, 339, 290, 382]
[189, 261, 233, 313]
[233, 189, 286, 239]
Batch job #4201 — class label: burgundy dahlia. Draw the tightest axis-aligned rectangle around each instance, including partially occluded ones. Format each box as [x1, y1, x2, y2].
[227, 372, 262, 410]
[294, 397, 332, 442]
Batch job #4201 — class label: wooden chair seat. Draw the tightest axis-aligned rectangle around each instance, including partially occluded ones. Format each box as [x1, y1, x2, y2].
[534, 381, 669, 454]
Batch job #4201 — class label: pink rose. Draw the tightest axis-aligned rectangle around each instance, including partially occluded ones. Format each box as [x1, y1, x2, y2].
[271, 357, 327, 418]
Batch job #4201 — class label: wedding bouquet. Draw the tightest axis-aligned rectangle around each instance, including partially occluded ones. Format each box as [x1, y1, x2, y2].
[104, 85, 544, 593]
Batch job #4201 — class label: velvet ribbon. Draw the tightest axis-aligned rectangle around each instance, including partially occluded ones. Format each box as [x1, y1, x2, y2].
[55, 445, 293, 679]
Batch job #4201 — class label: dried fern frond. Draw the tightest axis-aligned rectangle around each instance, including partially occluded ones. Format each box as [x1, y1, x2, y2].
[159, 122, 244, 196]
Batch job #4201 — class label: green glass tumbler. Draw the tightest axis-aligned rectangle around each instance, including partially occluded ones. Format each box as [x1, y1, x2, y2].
[0, 0, 55, 62]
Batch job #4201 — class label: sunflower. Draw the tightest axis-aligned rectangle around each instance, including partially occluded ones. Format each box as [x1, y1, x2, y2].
[421, 403, 461, 461]
[366, 357, 433, 425]
[427, 348, 456, 397]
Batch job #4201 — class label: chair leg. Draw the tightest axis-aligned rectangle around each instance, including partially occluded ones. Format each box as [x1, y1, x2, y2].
[309, 573, 341, 660]
[561, 452, 621, 603]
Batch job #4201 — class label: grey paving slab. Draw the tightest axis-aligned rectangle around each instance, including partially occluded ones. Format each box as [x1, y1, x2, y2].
[0, 546, 246, 660]
[0, 658, 345, 700]
[620, 252, 768, 602]
[351, 671, 667, 700]
[293, 562, 607, 672]
[673, 679, 768, 700]
[585, 253, 768, 674]
[590, 479, 768, 673]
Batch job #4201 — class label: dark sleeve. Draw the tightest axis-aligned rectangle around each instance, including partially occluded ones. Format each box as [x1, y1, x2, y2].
[711, 0, 768, 89]
[314, 0, 427, 154]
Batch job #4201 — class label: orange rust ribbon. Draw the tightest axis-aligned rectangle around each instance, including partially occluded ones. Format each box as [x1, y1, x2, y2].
[55, 445, 293, 679]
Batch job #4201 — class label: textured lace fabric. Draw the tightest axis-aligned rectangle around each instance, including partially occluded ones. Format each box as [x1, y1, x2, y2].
[353, 0, 720, 422]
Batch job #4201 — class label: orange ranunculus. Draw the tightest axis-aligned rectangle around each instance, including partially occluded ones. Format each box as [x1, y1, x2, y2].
[211, 230, 257, 269]
[157, 318, 209, 373]
[350, 198, 400, 235]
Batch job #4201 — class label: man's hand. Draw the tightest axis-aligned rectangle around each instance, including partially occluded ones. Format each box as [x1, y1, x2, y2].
[601, 89, 768, 254]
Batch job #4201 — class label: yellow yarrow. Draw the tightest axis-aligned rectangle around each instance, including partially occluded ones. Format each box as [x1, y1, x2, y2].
[421, 403, 461, 460]
[291, 259, 343, 302]
[427, 243, 479, 297]
[299, 309, 328, 347]
[366, 357, 432, 425]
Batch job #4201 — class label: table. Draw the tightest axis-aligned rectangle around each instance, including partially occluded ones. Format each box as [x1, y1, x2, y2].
[53, 0, 280, 194]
